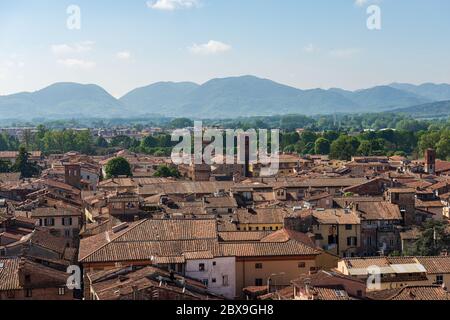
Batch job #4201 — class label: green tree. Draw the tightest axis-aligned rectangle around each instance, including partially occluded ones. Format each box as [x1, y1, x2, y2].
[410, 221, 450, 256]
[170, 118, 194, 129]
[12, 147, 40, 178]
[314, 138, 331, 155]
[418, 131, 441, 154]
[0, 160, 11, 173]
[96, 136, 109, 148]
[105, 157, 132, 179]
[436, 130, 450, 160]
[154, 165, 180, 178]
[330, 135, 360, 160]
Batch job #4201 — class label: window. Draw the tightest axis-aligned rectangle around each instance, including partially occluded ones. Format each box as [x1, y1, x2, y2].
[228, 209, 233, 213]
[222, 275, 229, 287]
[212, 278, 217, 283]
[202, 279, 209, 286]
[25, 289, 32, 298]
[347, 237, 357, 246]
[255, 263, 263, 269]
[212, 261, 216, 267]
[298, 262, 306, 268]
[255, 279, 263, 286]
[199, 263, 205, 272]
[25, 275, 31, 283]
[63, 217, 73, 226]
[7, 291, 15, 299]
[357, 290, 363, 297]
[345, 224, 352, 230]
[436, 275, 444, 285]
[64, 229, 71, 237]
[45, 218, 55, 227]
[58, 287, 65, 295]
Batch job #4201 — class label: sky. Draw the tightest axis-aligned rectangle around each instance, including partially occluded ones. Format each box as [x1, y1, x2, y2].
[0, 0, 450, 97]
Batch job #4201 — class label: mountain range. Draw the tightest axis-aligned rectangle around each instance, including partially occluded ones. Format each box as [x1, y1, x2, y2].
[1, 75, 450, 119]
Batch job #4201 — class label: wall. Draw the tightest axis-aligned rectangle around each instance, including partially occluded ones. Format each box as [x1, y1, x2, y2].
[235, 256, 316, 298]
[185, 257, 236, 299]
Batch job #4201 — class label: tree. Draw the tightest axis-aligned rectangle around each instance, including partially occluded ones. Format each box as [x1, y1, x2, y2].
[110, 135, 137, 149]
[12, 147, 40, 178]
[105, 157, 132, 179]
[96, 136, 109, 148]
[314, 138, 330, 155]
[154, 165, 180, 178]
[141, 135, 159, 149]
[0, 160, 11, 173]
[436, 130, 450, 160]
[410, 221, 450, 256]
[330, 136, 360, 160]
[170, 118, 194, 129]
[418, 131, 441, 155]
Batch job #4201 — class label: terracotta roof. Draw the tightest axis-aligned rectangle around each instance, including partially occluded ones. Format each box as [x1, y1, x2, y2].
[356, 202, 402, 221]
[0, 257, 20, 291]
[203, 196, 237, 208]
[311, 209, 361, 225]
[31, 206, 81, 218]
[436, 160, 450, 174]
[218, 231, 272, 242]
[87, 266, 219, 300]
[389, 286, 449, 300]
[139, 181, 235, 196]
[0, 151, 42, 158]
[79, 219, 218, 264]
[236, 208, 288, 225]
[387, 188, 416, 194]
[400, 228, 422, 241]
[416, 256, 450, 274]
[220, 240, 319, 257]
[30, 228, 68, 254]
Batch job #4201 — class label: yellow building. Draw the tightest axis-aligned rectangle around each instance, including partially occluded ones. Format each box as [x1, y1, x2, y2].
[305, 209, 361, 258]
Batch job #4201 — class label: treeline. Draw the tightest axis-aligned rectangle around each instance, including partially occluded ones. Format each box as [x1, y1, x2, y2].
[2, 114, 450, 161]
[280, 127, 450, 161]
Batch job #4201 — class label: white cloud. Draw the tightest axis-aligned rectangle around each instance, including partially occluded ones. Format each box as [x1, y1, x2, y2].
[116, 51, 131, 60]
[51, 41, 94, 56]
[188, 40, 231, 55]
[303, 44, 319, 54]
[147, 0, 199, 11]
[57, 58, 96, 70]
[329, 48, 361, 58]
[0, 57, 25, 80]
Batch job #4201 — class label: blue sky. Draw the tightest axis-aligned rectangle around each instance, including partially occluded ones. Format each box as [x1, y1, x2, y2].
[1, 0, 450, 97]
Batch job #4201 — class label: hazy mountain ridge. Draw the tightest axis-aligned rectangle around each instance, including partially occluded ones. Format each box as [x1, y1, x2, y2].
[390, 100, 450, 118]
[1, 76, 449, 119]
